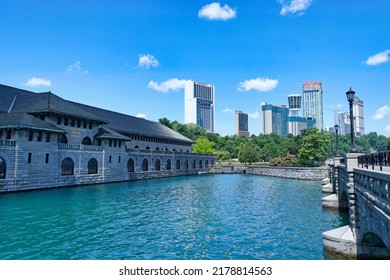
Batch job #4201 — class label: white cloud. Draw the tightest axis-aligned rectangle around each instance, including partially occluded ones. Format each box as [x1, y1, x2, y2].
[198, 2, 236, 21]
[223, 108, 234, 115]
[385, 125, 390, 133]
[24, 77, 52, 87]
[237, 77, 279, 92]
[372, 105, 390, 120]
[136, 113, 147, 119]
[248, 111, 260, 119]
[279, 0, 313, 16]
[138, 54, 160, 69]
[66, 61, 89, 74]
[147, 78, 188, 93]
[365, 50, 390, 66]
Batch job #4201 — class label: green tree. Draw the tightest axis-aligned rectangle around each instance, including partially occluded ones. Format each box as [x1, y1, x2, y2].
[158, 117, 172, 129]
[192, 137, 215, 154]
[214, 151, 231, 164]
[238, 142, 259, 165]
[298, 132, 330, 166]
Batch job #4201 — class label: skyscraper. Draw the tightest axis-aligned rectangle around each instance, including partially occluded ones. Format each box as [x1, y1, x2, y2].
[235, 111, 250, 137]
[302, 81, 323, 130]
[261, 102, 289, 137]
[287, 94, 307, 136]
[184, 80, 215, 132]
[353, 96, 365, 137]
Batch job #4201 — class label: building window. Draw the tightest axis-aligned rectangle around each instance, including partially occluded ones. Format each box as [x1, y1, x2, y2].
[88, 158, 98, 174]
[45, 153, 49, 164]
[166, 159, 171, 171]
[71, 119, 75, 127]
[205, 160, 209, 168]
[118, 156, 121, 163]
[142, 159, 148, 172]
[185, 160, 189, 170]
[199, 160, 203, 169]
[77, 120, 81, 128]
[83, 121, 87, 129]
[127, 159, 134, 172]
[134, 145, 139, 149]
[109, 156, 112, 163]
[155, 159, 161, 171]
[82, 137, 92, 145]
[6, 131, 11, 139]
[61, 158, 74, 176]
[156, 147, 160, 151]
[0, 157, 6, 179]
[64, 118, 69, 126]
[192, 160, 196, 169]
[109, 139, 112, 147]
[88, 122, 92, 129]
[28, 153, 32, 164]
[37, 132, 42, 142]
[28, 131, 34, 141]
[58, 135, 68, 144]
[145, 146, 150, 150]
[57, 117, 62, 125]
[46, 133, 51, 142]
[176, 159, 181, 170]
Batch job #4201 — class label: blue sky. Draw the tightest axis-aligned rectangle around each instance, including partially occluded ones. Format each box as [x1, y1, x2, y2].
[1, 0, 390, 136]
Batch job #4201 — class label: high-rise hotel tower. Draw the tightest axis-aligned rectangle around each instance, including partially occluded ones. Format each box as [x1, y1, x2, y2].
[184, 80, 215, 132]
[235, 111, 250, 137]
[302, 81, 323, 131]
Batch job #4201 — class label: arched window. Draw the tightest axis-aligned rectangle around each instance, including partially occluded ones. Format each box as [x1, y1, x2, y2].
[127, 159, 134, 172]
[205, 160, 209, 168]
[134, 145, 139, 149]
[82, 137, 92, 145]
[61, 158, 74, 176]
[0, 157, 6, 179]
[155, 159, 161, 171]
[88, 158, 98, 174]
[145, 146, 150, 150]
[211, 160, 214, 167]
[176, 159, 181, 170]
[185, 159, 189, 170]
[58, 134, 68, 144]
[199, 160, 203, 169]
[142, 159, 148, 171]
[192, 159, 196, 169]
[156, 147, 160, 151]
[166, 159, 171, 171]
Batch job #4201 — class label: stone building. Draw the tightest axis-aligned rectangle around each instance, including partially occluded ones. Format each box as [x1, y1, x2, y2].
[0, 84, 214, 192]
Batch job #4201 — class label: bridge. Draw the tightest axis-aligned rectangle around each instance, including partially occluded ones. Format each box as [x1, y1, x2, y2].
[322, 151, 390, 259]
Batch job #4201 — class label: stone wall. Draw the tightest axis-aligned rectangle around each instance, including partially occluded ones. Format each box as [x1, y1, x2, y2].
[211, 165, 327, 181]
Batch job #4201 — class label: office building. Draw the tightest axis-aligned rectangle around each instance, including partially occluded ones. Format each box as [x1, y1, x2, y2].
[302, 81, 323, 130]
[353, 96, 365, 137]
[261, 102, 289, 137]
[235, 111, 250, 137]
[184, 80, 215, 132]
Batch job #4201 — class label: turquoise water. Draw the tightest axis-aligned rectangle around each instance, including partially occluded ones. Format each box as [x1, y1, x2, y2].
[0, 174, 348, 260]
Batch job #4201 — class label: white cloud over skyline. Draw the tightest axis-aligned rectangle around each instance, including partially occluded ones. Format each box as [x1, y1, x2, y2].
[148, 78, 188, 93]
[136, 113, 147, 119]
[385, 125, 390, 134]
[248, 111, 260, 119]
[237, 78, 279, 92]
[198, 2, 236, 21]
[138, 54, 160, 69]
[372, 105, 390, 120]
[223, 108, 234, 115]
[279, 0, 313, 16]
[66, 61, 89, 74]
[365, 50, 390, 66]
[24, 77, 52, 87]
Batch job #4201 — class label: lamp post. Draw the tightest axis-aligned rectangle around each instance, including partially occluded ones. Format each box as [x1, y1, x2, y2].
[346, 87, 356, 152]
[334, 124, 339, 156]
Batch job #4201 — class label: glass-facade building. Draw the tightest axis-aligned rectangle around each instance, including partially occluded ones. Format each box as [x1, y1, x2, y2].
[235, 111, 250, 137]
[302, 81, 323, 131]
[261, 103, 289, 137]
[184, 80, 215, 132]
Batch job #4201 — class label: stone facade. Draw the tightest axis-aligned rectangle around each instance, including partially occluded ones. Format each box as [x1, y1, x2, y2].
[0, 85, 215, 193]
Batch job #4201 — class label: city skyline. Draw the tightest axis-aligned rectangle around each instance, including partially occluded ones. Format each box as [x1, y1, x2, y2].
[1, 1, 389, 136]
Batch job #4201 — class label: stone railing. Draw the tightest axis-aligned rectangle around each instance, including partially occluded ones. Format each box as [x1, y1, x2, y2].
[354, 169, 390, 218]
[58, 143, 103, 151]
[0, 140, 16, 147]
[358, 150, 390, 171]
[125, 148, 212, 158]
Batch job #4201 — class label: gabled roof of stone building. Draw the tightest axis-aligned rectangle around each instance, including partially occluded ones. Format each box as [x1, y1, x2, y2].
[0, 112, 66, 133]
[71, 102, 194, 144]
[0, 84, 33, 113]
[95, 126, 132, 141]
